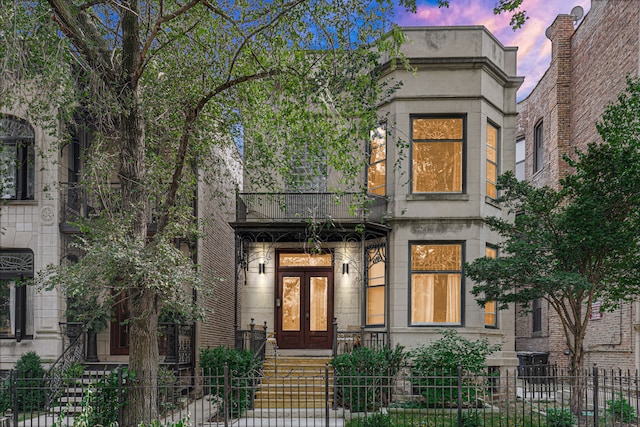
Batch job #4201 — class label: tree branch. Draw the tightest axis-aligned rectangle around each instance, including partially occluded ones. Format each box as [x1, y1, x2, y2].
[156, 69, 278, 234]
[48, 0, 117, 83]
[134, 0, 202, 86]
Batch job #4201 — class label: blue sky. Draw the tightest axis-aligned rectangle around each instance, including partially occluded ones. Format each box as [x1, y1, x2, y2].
[393, 0, 591, 99]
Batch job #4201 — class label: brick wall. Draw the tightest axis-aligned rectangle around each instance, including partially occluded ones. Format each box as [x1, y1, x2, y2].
[516, 0, 640, 371]
[196, 150, 242, 356]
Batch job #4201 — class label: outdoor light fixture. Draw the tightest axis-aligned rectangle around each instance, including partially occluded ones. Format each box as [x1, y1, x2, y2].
[342, 262, 349, 275]
[259, 262, 266, 275]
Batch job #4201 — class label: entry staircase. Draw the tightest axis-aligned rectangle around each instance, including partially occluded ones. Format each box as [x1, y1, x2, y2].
[252, 355, 334, 410]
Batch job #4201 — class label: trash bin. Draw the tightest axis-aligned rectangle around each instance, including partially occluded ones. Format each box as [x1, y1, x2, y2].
[517, 351, 549, 383]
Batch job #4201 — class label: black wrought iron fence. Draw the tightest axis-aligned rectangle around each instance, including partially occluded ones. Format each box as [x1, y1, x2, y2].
[235, 319, 269, 362]
[2, 366, 640, 427]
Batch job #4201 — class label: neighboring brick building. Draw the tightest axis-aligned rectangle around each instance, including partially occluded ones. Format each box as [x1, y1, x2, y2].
[516, 0, 640, 371]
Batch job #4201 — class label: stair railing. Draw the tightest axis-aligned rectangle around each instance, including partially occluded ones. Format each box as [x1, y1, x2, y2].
[44, 322, 86, 409]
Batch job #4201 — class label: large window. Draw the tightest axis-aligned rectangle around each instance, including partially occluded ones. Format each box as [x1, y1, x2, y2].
[411, 116, 464, 193]
[534, 121, 543, 173]
[486, 123, 499, 200]
[484, 246, 497, 327]
[1, 116, 35, 200]
[515, 137, 525, 181]
[366, 245, 386, 326]
[367, 126, 386, 196]
[410, 243, 462, 325]
[0, 250, 34, 341]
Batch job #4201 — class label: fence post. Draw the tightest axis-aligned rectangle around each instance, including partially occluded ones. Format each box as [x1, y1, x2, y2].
[224, 364, 229, 427]
[332, 318, 338, 359]
[250, 318, 256, 354]
[593, 364, 599, 427]
[325, 364, 330, 427]
[11, 370, 17, 427]
[457, 365, 463, 427]
[118, 368, 124, 427]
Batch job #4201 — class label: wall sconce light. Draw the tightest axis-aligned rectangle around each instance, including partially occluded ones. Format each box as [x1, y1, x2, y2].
[259, 262, 266, 275]
[342, 262, 349, 275]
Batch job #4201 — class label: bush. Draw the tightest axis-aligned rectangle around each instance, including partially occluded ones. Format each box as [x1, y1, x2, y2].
[158, 365, 178, 413]
[460, 410, 484, 427]
[74, 367, 133, 427]
[332, 346, 405, 412]
[346, 412, 395, 427]
[15, 352, 47, 412]
[606, 394, 635, 422]
[409, 330, 500, 408]
[199, 346, 259, 418]
[546, 408, 574, 427]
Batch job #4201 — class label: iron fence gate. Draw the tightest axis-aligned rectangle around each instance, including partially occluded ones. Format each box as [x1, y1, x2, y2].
[2, 366, 640, 427]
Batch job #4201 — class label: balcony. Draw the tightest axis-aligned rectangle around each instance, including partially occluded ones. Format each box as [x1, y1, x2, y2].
[235, 193, 387, 224]
[59, 182, 157, 233]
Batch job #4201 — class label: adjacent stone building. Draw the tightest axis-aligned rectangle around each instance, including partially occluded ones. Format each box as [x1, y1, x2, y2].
[516, 0, 640, 370]
[1, 100, 240, 371]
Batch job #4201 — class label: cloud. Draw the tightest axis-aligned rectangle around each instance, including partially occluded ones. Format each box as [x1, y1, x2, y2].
[394, 0, 591, 99]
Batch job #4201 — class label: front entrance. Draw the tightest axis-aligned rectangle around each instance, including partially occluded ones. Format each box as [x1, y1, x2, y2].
[276, 270, 333, 349]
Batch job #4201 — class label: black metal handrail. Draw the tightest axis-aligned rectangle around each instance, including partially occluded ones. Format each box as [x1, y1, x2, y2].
[159, 322, 194, 369]
[44, 322, 85, 409]
[235, 319, 268, 362]
[332, 318, 389, 358]
[236, 192, 387, 223]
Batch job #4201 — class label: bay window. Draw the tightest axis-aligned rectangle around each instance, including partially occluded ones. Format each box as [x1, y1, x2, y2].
[410, 243, 462, 325]
[366, 245, 386, 326]
[411, 116, 464, 193]
[368, 126, 386, 196]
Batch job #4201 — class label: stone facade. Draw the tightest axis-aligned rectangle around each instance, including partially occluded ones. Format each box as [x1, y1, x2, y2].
[1, 101, 240, 370]
[516, 0, 640, 370]
[0, 104, 66, 369]
[237, 26, 523, 368]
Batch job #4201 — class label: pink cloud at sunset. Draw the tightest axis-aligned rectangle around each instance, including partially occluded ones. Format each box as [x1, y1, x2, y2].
[394, 0, 591, 99]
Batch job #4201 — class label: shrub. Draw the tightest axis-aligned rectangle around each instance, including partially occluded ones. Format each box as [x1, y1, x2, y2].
[346, 412, 395, 427]
[332, 346, 405, 412]
[460, 410, 484, 427]
[409, 330, 500, 408]
[74, 367, 133, 427]
[199, 346, 259, 418]
[546, 408, 574, 427]
[0, 374, 10, 412]
[14, 351, 47, 412]
[158, 365, 178, 413]
[606, 394, 635, 422]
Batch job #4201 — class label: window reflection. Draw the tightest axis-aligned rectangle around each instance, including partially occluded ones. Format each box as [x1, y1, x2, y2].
[412, 118, 463, 193]
[410, 244, 462, 324]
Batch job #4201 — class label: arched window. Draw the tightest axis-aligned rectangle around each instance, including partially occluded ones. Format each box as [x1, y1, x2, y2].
[1, 115, 35, 200]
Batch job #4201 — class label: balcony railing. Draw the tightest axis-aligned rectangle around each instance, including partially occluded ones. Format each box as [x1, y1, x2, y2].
[59, 182, 157, 228]
[236, 192, 387, 224]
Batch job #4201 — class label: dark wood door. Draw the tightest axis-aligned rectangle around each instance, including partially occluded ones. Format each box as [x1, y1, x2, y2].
[276, 271, 333, 349]
[110, 291, 129, 355]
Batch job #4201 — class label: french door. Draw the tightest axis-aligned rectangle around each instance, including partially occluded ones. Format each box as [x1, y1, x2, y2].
[276, 270, 333, 349]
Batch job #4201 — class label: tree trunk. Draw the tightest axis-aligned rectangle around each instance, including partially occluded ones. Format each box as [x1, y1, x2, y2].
[569, 327, 586, 416]
[119, 2, 159, 424]
[127, 286, 160, 425]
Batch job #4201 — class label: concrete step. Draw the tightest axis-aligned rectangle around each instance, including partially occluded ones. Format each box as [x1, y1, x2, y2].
[244, 407, 347, 418]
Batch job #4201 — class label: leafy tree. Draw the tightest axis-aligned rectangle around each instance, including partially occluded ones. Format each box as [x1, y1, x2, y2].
[1, 0, 419, 423]
[466, 79, 640, 410]
[437, 0, 529, 29]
